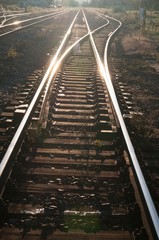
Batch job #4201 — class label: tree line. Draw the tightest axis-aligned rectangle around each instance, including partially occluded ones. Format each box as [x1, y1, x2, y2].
[0, 0, 159, 10]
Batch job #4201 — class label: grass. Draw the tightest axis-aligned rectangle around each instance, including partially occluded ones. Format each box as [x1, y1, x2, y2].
[121, 10, 159, 54]
[64, 212, 101, 233]
[7, 47, 17, 58]
[122, 34, 155, 55]
[119, 11, 159, 150]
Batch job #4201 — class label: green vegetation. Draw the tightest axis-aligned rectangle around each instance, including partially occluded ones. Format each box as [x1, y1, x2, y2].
[7, 47, 17, 58]
[64, 212, 101, 233]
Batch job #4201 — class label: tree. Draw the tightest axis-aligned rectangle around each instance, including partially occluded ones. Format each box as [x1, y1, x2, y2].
[68, 0, 79, 7]
[47, 0, 54, 6]
[62, 0, 79, 7]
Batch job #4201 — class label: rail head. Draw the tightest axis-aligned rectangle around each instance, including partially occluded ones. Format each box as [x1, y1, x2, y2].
[0, 9, 80, 195]
[83, 8, 159, 239]
[0, 8, 111, 195]
[0, 8, 158, 238]
[102, 13, 159, 239]
[0, 9, 70, 37]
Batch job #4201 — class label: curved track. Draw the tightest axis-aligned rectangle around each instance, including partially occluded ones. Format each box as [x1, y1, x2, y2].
[0, 8, 158, 240]
[0, 9, 70, 37]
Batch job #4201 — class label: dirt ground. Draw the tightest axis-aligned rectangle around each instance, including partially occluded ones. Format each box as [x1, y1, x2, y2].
[0, 10, 75, 113]
[117, 16, 159, 150]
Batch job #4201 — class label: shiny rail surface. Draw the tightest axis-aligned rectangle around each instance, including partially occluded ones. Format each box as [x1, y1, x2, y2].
[88, 10, 159, 238]
[97, 12, 159, 238]
[0, 9, 158, 239]
[87, 9, 159, 238]
[0, 12, 30, 26]
[0, 9, 79, 187]
[0, 9, 70, 37]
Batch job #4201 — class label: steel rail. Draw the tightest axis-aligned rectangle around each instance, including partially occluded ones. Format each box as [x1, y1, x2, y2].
[0, 8, 110, 196]
[0, 9, 80, 195]
[87, 8, 159, 238]
[1, 12, 30, 18]
[0, 7, 158, 236]
[0, 16, 17, 26]
[0, 14, 7, 26]
[88, 8, 159, 238]
[1, 12, 43, 27]
[1, 10, 25, 15]
[102, 14, 159, 239]
[0, 9, 70, 38]
[0, 10, 63, 28]
[0, 12, 30, 26]
[39, 13, 109, 123]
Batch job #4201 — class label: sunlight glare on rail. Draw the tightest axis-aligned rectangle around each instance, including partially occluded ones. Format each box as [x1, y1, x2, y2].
[83, 9, 159, 238]
[102, 14, 159, 239]
[0, 9, 80, 188]
[12, 20, 21, 25]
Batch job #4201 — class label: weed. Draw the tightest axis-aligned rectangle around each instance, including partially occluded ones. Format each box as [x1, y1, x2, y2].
[7, 47, 17, 58]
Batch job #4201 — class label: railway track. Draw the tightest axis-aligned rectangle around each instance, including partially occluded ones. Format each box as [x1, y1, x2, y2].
[0, 9, 70, 37]
[0, 8, 158, 240]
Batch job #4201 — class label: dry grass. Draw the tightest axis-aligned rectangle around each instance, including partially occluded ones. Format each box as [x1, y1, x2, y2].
[122, 34, 155, 55]
[120, 20, 159, 149]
